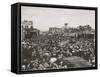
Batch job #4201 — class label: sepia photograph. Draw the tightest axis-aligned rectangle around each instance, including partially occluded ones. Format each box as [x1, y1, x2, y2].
[21, 5, 96, 71]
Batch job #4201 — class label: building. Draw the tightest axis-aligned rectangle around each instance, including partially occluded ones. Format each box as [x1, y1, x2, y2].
[40, 31, 48, 35]
[76, 30, 95, 39]
[49, 27, 63, 34]
[63, 25, 95, 39]
[77, 25, 92, 31]
[76, 25, 95, 39]
[22, 20, 33, 28]
[21, 20, 40, 40]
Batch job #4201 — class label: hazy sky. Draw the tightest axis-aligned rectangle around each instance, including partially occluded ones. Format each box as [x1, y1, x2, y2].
[21, 6, 95, 31]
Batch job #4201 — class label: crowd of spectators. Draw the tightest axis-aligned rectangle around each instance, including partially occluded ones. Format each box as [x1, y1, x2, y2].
[21, 33, 95, 71]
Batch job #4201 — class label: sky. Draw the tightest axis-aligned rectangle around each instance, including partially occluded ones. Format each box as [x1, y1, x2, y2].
[21, 6, 95, 31]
